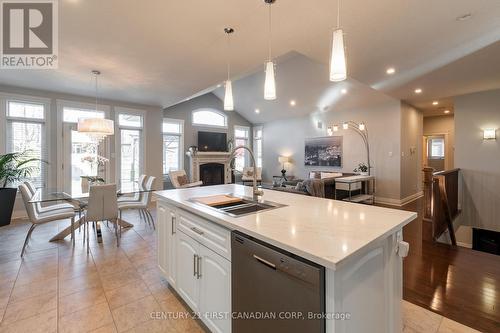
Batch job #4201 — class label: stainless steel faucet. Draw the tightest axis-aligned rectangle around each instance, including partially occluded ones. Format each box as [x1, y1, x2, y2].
[228, 145, 264, 201]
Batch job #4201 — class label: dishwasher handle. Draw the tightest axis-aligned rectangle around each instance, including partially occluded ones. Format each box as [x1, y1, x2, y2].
[253, 254, 276, 270]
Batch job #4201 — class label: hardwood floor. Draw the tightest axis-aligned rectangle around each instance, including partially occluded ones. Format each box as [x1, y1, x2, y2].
[399, 199, 500, 332]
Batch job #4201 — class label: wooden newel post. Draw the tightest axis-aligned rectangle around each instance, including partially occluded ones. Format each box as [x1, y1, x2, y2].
[423, 167, 434, 221]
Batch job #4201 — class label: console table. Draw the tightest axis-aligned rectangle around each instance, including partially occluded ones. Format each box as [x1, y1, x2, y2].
[335, 175, 375, 204]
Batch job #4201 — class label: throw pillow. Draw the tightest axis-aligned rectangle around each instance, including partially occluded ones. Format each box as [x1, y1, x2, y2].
[177, 175, 188, 186]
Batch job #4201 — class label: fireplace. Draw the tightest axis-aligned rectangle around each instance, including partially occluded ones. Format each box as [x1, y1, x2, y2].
[199, 163, 225, 186]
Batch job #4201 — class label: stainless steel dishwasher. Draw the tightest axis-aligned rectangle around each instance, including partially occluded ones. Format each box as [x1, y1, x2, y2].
[232, 231, 325, 333]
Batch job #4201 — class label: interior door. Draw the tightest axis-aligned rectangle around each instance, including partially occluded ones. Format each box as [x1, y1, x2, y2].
[199, 245, 231, 333]
[62, 123, 106, 194]
[176, 231, 200, 312]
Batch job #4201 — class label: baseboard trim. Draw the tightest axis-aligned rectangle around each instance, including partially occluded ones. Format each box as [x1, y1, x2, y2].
[11, 209, 27, 220]
[457, 241, 473, 249]
[375, 191, 423, 207]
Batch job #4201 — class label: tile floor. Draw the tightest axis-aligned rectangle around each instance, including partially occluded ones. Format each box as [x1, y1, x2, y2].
[0, 209, 481, 333]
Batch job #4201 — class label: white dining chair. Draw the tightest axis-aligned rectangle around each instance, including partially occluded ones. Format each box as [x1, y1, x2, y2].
[19, 184, 75, 257]
[24, 181, 76, 214]
[117, 174, 147, 203]
[118, 176, 156, 229]
[84, 184, 119, 253]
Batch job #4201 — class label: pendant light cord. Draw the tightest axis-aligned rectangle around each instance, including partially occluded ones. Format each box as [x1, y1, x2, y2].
[337, 0, 341, 29]
[94, 73, 98, 112]
[268, 3, 272, 61]
[226, 33, 231, 81]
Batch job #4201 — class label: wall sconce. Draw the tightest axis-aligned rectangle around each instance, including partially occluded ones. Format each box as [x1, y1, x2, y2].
[483, 129, 497, 140]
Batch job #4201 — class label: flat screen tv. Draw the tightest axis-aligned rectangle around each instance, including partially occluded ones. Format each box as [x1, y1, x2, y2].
[198, 131, 227, 152]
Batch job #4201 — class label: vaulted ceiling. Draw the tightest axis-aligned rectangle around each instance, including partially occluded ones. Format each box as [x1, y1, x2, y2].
[0, 0, 498, 117]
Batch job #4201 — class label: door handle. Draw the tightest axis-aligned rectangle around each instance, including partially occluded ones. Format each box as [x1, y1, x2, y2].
[193, 254, 198, 277]
[253, 254, 276, 270]
[197, 255, 202, 279]
[191, 227, 204, 235]
[171, 216, 176, 235]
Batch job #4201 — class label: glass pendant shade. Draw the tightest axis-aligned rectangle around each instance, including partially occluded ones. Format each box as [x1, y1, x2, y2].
[224, 80, 234, 111]
[264, 61, 276, 100]
[329, 29, 347, 82]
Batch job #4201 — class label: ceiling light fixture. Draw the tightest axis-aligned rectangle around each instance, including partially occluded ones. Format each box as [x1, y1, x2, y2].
[264, 0, 277, 100]
[255, 108, 260, 114]
[414, 88, 422, 94]
[432, 101, 439, 105]
[333, 124, 339, 132]
[329, 0, 347, 82]
[78, 70, 114, 142]
[444, 110, 450, 114]
[223, 28, 234, 111]
[290, 100, 296, 106]
[386, 67, 395, 75]
[341, 88, 347, 94]
[342, 122, 348, 130]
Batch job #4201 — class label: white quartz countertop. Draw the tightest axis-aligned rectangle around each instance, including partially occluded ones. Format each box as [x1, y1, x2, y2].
[154, 185, 417, 270]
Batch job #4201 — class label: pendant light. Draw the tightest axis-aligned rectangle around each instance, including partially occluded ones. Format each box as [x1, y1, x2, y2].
[78, 70, 114, 142]
[223, 28, 234, 111]
[264, 0, 276, 100]
[329, 0, 347, 82]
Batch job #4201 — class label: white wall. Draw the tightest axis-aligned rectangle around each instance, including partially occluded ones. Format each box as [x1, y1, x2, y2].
[455, 89, 500, 232]
[400, 103, 423, 200]
[262, 100, 404, 202]
[0, 84, 163, 219]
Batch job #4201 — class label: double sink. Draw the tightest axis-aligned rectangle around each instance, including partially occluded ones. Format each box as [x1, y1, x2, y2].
[191, 195, 286, 217]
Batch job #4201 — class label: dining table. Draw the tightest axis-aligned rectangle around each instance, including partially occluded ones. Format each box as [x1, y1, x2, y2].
[29, 183, 154, 243]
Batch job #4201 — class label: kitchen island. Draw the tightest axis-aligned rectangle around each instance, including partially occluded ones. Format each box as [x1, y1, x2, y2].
[155, 184, 416, 333]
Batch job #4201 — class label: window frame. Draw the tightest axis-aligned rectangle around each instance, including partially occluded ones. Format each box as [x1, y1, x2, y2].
[162, 117, 184, 175]
[115, 107, 146, 187]
[0, 93, 51, 189]
[56, 99, 111, 188]
[427, 137, 445, 160]
[234, 125, 250, 171]
[253, 126, 263, 168]
[192, 108, 228, 129]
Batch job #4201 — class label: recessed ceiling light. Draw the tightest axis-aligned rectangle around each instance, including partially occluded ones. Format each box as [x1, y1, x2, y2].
[341, 89, 348, 94]
[444, 110, 450, 114]
[456, 13, 472, 21]
[216, 84, 222, 88]
[414, 88, 422, 94]
[290, 100, 296, 106]
[432, 101, 439, 105]
[386, 67, 396, 75]
[255, 108, 260, 114]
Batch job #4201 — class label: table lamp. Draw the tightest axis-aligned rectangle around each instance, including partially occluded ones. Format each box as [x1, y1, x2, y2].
[278, 156, 290, 181]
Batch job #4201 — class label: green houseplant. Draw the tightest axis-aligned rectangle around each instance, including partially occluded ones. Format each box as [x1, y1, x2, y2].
[0, 151, 42, 227]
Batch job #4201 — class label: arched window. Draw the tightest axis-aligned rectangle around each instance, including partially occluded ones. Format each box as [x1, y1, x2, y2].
[192, 109, 227, 128]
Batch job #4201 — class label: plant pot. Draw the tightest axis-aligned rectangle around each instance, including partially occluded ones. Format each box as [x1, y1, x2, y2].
[0, 188, 17, 227]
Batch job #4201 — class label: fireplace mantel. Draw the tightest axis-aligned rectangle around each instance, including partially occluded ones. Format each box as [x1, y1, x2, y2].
[187, 151, 232, 184]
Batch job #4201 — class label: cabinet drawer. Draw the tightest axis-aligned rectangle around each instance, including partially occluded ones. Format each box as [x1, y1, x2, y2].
[336, 182, 361, 191]
[178, 210, 231, 261]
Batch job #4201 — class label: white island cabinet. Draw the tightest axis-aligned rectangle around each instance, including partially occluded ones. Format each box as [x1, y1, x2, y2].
[156, 184, 416, 333]
[157, 200, 231, 333]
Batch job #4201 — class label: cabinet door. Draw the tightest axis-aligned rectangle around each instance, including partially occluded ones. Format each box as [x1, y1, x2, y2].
[166, 209, 177, 287]
[176, 231, 201, 312]
[199, 245, 232, 333]
[156, 204, 168, 277]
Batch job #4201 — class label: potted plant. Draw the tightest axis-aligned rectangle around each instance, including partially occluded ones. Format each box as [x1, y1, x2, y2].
[353, 162, 369, 176]
[0, 151, 42, 227]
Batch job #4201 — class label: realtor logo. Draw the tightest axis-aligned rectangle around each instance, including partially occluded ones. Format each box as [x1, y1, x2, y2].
[1, 0, 58, 69]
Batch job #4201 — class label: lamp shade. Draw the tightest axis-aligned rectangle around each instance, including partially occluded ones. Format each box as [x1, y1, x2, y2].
[329, 29, 347, 82]
[278, 156, 289, 164]
[264, 61, 276, 100]
[78, 118, 114, 137]
[224, 80, 234, 111]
